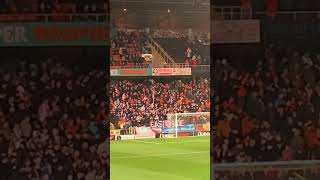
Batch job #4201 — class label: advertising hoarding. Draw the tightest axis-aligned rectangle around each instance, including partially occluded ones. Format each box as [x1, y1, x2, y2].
[118, 68, 152, 76]
[161, 124, 195, 134]
[152, 68, 192, 76]
[111, 68, 192, 77]
[0, 23, 108, 46]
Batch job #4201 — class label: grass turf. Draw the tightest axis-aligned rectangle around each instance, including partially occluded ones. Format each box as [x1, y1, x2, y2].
[111, 136, 210, 180]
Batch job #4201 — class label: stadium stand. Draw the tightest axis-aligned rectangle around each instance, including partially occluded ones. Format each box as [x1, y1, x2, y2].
[213, 45, 320, 163]
[110, 27, 210, 130]
[155, 37, 209, 64]
[153, 30, 209, 64]
[111, 30, 149, 67]
[0, 0, 109, 178]
[109, 24, 210, 149]
[212, 2, 320, 160]
[212, 1, 320, 179]
[212, 41, 320, 180]
[110, 77, 210, 129]
[0, 49, 108, 180]
[111, 29, 209, 68]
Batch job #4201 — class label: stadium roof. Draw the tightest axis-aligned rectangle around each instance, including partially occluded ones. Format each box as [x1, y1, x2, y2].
[110, 0, 210, 29]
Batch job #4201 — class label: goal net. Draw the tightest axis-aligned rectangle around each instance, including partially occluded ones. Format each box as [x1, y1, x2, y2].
[160, 112, 210, 138]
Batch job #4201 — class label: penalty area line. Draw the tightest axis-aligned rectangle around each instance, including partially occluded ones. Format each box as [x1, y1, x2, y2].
[162, 140, 209, 144]
[112, 151, 207, 159]
[128, 139, 208, 145]
[128, 140, 161, 144]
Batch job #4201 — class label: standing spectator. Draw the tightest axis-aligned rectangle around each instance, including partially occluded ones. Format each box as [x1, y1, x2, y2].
[265, 0, 279, 19]
[240, 0, 252, 19]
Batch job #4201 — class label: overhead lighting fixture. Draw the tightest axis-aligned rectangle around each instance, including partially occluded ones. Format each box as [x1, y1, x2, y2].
[123, 8, 127, 12]
[167, 8, 171, 13]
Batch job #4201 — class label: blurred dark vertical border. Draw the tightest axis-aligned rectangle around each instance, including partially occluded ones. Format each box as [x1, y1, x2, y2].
[0, 0, 110, 179]
[210, 1, 214, 179]
[106, 1, 111, 178]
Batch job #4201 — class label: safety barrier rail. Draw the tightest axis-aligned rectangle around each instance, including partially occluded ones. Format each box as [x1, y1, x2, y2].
[0, 13, 109, 22]
[212, 6, 320, 21]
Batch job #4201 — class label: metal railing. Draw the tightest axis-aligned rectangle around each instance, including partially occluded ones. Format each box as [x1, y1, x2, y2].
[254, 11, 320, 21]
[157, 64, 210, 68]
[149, 37, 176, 64]
[213, 160, 320, 171]
[0, 13, 109, 22]
[212, 6, 320, 21]
[3, 10, 319, 22]
[212, 6, 242, 20]
[110, 63, 210, 69]
[213, 160, 320, 180]
[110, 64, 152, 69]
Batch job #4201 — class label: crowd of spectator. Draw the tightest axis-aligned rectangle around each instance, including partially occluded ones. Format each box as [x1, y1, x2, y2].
[110, 29, 210, 67]
[153, 30, 210, 65]
[110, 78, 210, 128]
[0, 58, 108, 180]
[152, 30, 210, 44]
[111, 30, 149, 67]
[184, 39, 210, 66]
[213, 44, 320, 165]
[152, 29, 188, 39]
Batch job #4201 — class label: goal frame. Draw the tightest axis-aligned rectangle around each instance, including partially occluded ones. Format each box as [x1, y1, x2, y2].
[167, 112, 210, 138]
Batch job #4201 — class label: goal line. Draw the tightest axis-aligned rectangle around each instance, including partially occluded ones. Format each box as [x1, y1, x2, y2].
[113, 151, 207, 159]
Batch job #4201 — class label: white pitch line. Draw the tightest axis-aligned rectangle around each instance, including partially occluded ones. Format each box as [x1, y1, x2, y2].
[162, 140, 208, 144]
[129, 140, 161, 144]
[129, 139, 208, 145]
[112, 151, 207, 159]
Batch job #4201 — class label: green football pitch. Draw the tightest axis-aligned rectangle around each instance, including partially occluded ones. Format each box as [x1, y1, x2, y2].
[110, 136, 210, 180]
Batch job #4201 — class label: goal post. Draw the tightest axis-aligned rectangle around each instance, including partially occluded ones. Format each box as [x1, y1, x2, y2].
[163, 112, 210, 138]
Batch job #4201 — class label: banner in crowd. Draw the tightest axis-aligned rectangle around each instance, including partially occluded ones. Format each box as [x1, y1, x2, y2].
[161, 124, 195, 133]
[150, 120, 164, 134]
[135, 127, 156, 139]
[152, 68, 173, 76]
[0, 23, 108, 46]
[150, 120, 165, 128]
[119, 135, 135, 140]
[110, 68, 152, 76]
[212, 20, 260, 44]
[150, 120, 195, 133]
[173, 68, 192, 76]
[152, 68, 192, 76]
[150, 119, 210, 135]
[197, 132, 210, 136]
[110, 69, 119, 76]
[150, 119, 186, 129]
[195, 123, 210, 132]
[160, 132, 195, 138]
[111, 68, 191, 76]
